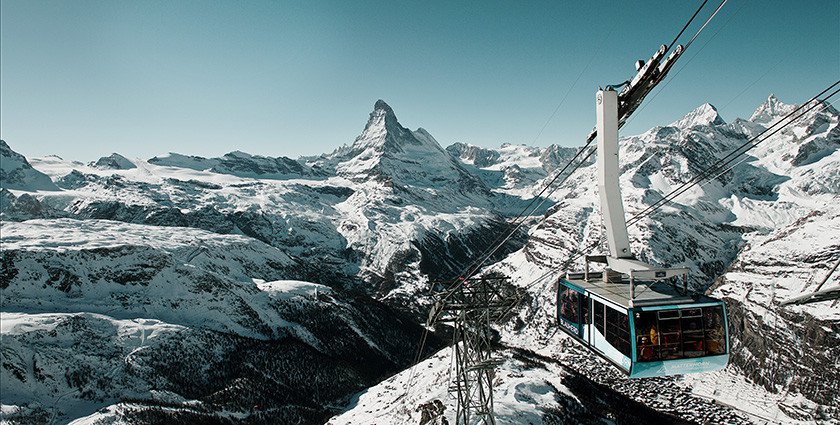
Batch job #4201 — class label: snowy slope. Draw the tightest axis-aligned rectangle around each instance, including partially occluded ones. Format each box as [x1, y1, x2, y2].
[0, 140, 59, 191]
[5, 102, 535, 305]
[329, 345, 724, 425]
[148, 150, 324, 180]
[91, 153, 136, 170]
[1, 219, 441, 423]
[2, 95, 838, 424]
[446, 141, 583, 196]
[333, 95, 839, 424]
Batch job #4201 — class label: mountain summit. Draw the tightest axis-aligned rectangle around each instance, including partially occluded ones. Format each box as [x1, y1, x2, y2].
[749, 94, 797, 125]
[0, 140, 59, 191]
[349, 99, 430, 156]
[335, 101, 487, 195]
[670, 103, 725, 129]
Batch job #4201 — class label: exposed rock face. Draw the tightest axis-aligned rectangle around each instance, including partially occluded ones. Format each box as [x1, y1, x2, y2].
[710, 210, 840, 421]
[0, 188, 66, 221]
[149, 150, 325, 180]
[446, 142, 501, 167]
[91, 153, 136, 170]
[2, 95, 839, 424]
[1, 219, 443, 424]
[539, 144, 584, 172]
[750, 94, 799, 125]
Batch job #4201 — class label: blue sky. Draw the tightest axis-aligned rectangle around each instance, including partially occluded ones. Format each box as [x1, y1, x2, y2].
[2, 0, 838, 161]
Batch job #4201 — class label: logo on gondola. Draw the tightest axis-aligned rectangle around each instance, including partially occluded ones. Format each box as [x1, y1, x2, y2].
[559, 319, 579, 335]
[655, 271, 666, 278]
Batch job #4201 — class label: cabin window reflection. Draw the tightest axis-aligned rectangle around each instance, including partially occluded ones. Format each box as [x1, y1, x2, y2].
[593, 300, 605, 335]
[559, 287, 580, 324]
[681, 308, 704, 358]
[704, 306, 726, 355]
[582, 296, 590, 325]
[605, 307, 631, 357]
[659, 310, 682, 359]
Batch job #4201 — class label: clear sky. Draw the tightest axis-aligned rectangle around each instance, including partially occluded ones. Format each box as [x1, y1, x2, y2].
[1, 0, 838, 162]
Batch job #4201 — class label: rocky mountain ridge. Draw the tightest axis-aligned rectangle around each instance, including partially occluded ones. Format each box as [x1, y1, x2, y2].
[2, 95, 838, 424]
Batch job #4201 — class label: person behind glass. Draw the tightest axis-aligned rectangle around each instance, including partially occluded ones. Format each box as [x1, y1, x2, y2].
[640, 336, 654, 361]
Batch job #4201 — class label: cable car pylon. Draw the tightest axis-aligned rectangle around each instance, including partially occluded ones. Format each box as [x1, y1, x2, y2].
[432, 275, 522, 425]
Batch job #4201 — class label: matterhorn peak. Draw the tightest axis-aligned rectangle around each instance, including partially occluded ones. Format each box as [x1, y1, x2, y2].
[373, 99, 395, 115]
[333, 100, 489, 194]
[364, 99, 400, 132]
[670, 103, 725, 129]
[352, 100, 417, 154]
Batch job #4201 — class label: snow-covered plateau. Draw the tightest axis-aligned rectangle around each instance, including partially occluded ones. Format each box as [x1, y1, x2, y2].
[1, 95, 838, 424]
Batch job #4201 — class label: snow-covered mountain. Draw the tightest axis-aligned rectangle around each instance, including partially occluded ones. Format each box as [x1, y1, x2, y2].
[326, 100, 487, 195]
[1, 219, 442, 423]
[91, 153, 136, 170]
[750, 94, 800, 126]
[2, 95, 838, 424]
[332, 95, 840, 424]
[149, 150, 325, 180]
[0, 140, 59, 192]
[669, 103, 726, 129]
[446, 141, 584, 195]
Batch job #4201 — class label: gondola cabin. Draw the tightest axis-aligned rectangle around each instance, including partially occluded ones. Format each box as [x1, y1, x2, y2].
[556, 268, 729, 378]
[550, 87, 731, 378]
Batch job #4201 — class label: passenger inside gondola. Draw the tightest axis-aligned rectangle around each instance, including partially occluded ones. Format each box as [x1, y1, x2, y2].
[639, 336, 655, 361]
[634, 312, 661, 361]
[634, 306, 727, 362]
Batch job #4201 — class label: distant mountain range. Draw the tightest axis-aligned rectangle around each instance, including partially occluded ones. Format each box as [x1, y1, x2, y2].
[1, 94, 838, 424]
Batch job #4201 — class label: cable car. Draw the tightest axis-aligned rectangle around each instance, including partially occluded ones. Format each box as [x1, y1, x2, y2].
[554, 85, 729, 378]
[556, 258, 729, 378]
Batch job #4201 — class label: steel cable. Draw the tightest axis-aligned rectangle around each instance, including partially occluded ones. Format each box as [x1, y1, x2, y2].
[627, 81, 840, 227]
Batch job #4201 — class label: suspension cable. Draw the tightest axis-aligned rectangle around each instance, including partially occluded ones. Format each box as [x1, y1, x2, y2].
[504, 1, 733, 298]
[401, 146, 598, 402]
[403, 0, 738, 402]
[530, 23, 616, 146]
[449, 1, 727, 286]
[683, 0, 728, 51]
[625, 0, 735, 129]
[456, 142, 596, 283]
[626, 81, 840, 227]
[668, 0, 710, 52]
[628, 90, 839, 227]
[445, 0, 733, 300]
